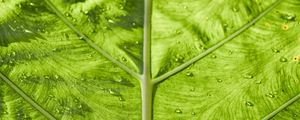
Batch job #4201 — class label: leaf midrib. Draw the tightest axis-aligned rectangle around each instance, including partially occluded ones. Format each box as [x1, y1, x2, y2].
[1, 0, 298, 119]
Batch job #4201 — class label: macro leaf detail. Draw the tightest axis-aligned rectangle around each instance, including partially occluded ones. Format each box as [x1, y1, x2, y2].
[1, 0, 300, 120]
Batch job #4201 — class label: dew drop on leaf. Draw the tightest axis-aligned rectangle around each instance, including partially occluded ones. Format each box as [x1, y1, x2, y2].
[266, 93, 275, 98]
[190, 87, 195, 92]
[186, 72, 193, 77]
[232, 7, 239, 12]
[29, 2, 35, 6]
[272, 48, 280, 53]
[217, 79, 223, 83]
[11, 51, 16, 56]
[65, 12, 71, 17]
[72, 18, 77, 22]
[122, 57, 127, 62]
[191, 112, 196, 115]
[175, 30, 182, 34]
[108, 89, 119, 96]
[79, 36, 84, 40]
[282, 13, 296, 21]
[245, 101, 254, 107]
[119, 97, 125, 101]
[77, 104, 82, 109]
[243, 73, 253, 79]
[280, 57, 287, 62]
[211, 55, 217, 58]
[175, 54, 184, 63]
[54, 75, 59, 79]
[255, 80, 262, 84]
[44, 75, 50, 79]
[175, 108, 182, 114]
[83, 11, 89, 15]
[108, 19, 115, 23]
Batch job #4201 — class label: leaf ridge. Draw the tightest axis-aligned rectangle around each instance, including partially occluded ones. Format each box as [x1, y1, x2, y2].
[44, 0, 141, 80]
[262, 93, 300, 120]
[0, 72, 56, 120]
[141, 0, 153, 120]
[152, 0, 283, 85]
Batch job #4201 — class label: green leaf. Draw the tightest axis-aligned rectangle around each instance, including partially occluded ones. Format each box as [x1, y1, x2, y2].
[1, 0, 300, 120]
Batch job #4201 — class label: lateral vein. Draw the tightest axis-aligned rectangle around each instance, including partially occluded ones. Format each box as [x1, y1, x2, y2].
[0, 72, 56, 120]
[262, 93, 300, 120]
[152, 0, 283, 85]
[44, 0, 141, 80]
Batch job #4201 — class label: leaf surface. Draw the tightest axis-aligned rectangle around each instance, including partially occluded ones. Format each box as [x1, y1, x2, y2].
[1, 0, 300, 120]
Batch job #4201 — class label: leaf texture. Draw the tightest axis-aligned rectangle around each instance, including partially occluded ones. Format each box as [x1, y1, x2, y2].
[1, 0, 300, 120]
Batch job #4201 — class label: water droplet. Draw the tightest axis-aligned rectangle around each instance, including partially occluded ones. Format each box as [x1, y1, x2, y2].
[72, 18, 77, 22]
[11, 51, 16, 56]
[243, 73, 254, 79]
[191, 112, 196, 115]
[175, 30, 182, 34]
[3, 111, 8, 114]
[186, 72, 193, 77]
[24, 29, 32, 33]
[190, 87, 195, 92]
[79, 36, 84, 40]
[282, 14, 296, 21]
[54, 75, 59, 79]
[255, 80, 262, 84]
[135, 41, 140, 45]
[175, 108, 182, 114]
[272, 48, 280, 53]
[217, 79, 223, 83]
[83, 11, 89, 14]
[52, 48, 58, 52]
[233, 7, 239, 12]
[245, 101, 254, 106]
[211, 55, 217, 58]
[266, 93, 275, 98]
[65, 12, 71, 17]
[132, 22, 136, 26]
[294, 114, 297, 117]
[44, 75, 50, 79]
[108, 89, 119, 96]
[280, 57, 287, 62]
[77, 104, 82, 109]
[122, 57, 127, 62]
[29, 2, 35, 6]
[175, 54, 184, 63]
[119, 97, 125, 101]
[108, 19, 115, 23]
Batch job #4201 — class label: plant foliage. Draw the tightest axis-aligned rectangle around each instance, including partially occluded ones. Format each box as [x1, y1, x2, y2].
[0, 0, 300, 120]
